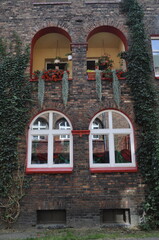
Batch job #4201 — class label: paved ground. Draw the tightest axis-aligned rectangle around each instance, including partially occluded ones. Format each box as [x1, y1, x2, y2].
[0, 228, 45, 240]
[0, 227, 159, 240]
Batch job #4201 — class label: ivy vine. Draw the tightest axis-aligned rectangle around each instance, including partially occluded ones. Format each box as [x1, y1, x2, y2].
[0, 34, 31, 225]
[121, 0, 159, 229]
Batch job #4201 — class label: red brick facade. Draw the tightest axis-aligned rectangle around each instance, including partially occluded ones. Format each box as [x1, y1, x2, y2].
[1, 0, 159, 227]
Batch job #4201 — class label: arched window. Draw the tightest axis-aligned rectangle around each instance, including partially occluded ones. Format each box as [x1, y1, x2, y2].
[27, 111, 73, 173]
[89, 110, 137, 172]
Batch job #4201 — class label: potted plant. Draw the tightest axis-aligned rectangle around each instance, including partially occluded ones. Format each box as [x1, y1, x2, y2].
[97, 54, 114, 70]
[87, 69, 96, 80]
[32, 69, 69, 81]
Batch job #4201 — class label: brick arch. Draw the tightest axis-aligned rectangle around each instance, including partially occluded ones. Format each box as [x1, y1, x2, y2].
[30, 26, 72, 76]
[86, 25, 128, 51]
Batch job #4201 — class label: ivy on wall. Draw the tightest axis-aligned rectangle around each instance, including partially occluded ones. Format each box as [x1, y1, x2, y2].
[0, 34, 31, 225]
[121, 0, 159, 229]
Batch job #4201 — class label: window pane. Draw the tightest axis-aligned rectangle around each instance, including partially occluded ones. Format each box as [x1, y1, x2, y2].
[32, 114, 49, 130]
[114, 134, 131, 163]
[93, 112, 109, 129]
[87, 60, 96, 70]
[112, 112, 130, 128]
[93, 135, 109, 163]
[31, 136, 48, 164]
[151, 40, 159, 51]
[153, 53, 159, 75]
[53, 113, 70, 129]
[53, 135, 70, 164]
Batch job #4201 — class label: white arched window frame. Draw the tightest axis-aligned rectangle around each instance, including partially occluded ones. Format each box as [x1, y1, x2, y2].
[89, 110, 137, 172]
[26, 110, 73, 173]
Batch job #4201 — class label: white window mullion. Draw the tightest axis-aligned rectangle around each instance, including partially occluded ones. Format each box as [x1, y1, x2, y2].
[49, 111, 53, 130]
[69, 134, 73, 167]
[130, 133, 135, 165]
[109, 111, 113, 130]
[90, 134, 94, 167]
[28, 132, 32, 167]
[109, 133, 115, 167]
[47, 133, 52, 167]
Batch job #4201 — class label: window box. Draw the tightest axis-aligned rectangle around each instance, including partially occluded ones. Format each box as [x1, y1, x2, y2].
[32, 69, 69, 81]
[87, 70, 127, 80]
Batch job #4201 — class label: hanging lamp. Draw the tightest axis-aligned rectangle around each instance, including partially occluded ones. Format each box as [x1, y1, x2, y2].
[54, 40, 61, 64]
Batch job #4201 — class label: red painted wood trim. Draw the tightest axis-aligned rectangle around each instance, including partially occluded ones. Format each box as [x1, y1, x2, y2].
[26, 167, 73, 174]
[30, 78, 73, 82]
[90, 167, 138, 173]
[87, 77, 126, 81]
[87, 26, 128, 51]
[155, 77, 159, 80]
[72, 130, 90, 137]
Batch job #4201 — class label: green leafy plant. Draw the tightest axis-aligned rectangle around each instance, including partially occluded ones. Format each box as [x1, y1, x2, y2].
[121, 0, 159, 229]
[0, 33, 31, 226]
[97, 54, 114, 70]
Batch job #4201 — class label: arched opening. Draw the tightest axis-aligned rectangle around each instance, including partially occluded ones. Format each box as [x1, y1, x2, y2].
[86, 26, 127, 77]
[31, 27, 72, 78]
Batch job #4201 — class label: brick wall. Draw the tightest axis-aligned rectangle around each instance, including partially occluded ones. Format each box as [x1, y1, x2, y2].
[0, 0, 159, 227]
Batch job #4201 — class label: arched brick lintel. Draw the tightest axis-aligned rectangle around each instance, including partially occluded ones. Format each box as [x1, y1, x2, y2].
[87, 25, 128, 51]
[30, 27, 72, 76]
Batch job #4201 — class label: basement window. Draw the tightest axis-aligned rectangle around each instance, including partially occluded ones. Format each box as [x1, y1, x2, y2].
[37, 210, 66, 224]
[101, 209, 130, 225]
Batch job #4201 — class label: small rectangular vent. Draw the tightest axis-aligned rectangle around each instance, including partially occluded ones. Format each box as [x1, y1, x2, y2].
[37, 209, 66, 224]
[101, 209, 130, 224]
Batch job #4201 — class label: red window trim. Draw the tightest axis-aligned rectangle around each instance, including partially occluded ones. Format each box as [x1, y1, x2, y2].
[90, 167, 138, 173]
[87, 26, 128, 51]
[30, 78, 73, 82]
[87, 77, 126, 81]
[26, 167, 73, 174]
[72, 130, 90, 137]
